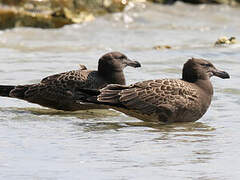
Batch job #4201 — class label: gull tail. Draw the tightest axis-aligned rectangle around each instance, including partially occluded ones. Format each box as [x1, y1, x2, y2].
[0, 85, 15, 97]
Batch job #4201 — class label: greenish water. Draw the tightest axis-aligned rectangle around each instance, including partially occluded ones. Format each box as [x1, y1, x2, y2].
[0, 2, 240, 179]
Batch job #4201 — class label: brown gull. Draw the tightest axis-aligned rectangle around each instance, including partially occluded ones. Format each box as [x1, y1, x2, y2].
[0, 52, 141, 111]
[82, 58, 230, 123]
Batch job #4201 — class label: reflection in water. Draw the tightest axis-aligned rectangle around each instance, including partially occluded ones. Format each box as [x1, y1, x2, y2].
[222, 88, 240, 95]
[125, 121, 215, 132]
[72, 116, 215, 138]
[0, 107, 120, 119]
[74, 121, 128, 132]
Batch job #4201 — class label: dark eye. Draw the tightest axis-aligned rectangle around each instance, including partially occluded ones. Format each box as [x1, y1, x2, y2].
[201, 63, 211, 67]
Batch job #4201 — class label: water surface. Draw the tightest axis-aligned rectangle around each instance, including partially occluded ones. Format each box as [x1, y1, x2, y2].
[0, 2, 240, 179]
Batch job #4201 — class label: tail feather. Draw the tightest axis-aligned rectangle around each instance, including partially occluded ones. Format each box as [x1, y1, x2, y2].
[97, 84, 130, 105]
[0, 85, 15, 97]
[76, 88, 100, 96]
[9, 85, 29, 99]
[78, 84, 126, 105]
[77, 84, 130, 108]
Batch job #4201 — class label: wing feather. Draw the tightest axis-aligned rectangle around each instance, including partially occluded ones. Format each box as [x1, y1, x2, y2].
[98, 79, 199, 122]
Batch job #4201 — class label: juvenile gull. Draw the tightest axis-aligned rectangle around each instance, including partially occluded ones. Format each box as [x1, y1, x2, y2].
[0, 52, 141, 111]
[83, 58, 230, 123]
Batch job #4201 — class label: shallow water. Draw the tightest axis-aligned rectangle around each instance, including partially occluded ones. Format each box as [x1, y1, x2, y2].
[0, 2, 240, 179]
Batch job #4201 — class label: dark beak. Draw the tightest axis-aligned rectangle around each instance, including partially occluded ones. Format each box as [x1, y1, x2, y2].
[213, 69, 230, 79]
[124, 58, 141, 68]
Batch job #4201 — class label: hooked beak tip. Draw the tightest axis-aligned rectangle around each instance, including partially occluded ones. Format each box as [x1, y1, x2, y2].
[125, 58, 141, 68]
[133, 61, 141, 68]
[213, 70, 230, 79]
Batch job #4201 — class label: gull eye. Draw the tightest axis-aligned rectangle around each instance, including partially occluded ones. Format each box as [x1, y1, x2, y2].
[201, 63, 211, 67]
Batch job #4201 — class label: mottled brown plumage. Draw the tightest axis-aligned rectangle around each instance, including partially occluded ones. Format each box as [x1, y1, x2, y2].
[0, 52, 141, 111]
[86, 58, 230, 123]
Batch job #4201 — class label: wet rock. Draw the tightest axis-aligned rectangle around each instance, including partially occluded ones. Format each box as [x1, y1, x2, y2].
[148, 0, 177, 4]
[0, 0, 239, 29]
[215, 36, 237, 46]
[149, 0, 240, 5]
[0, 5, 72, 29]
[180, 0, 235, 4]
[153, 45, 172, 50]
[0, 0, 127, 29]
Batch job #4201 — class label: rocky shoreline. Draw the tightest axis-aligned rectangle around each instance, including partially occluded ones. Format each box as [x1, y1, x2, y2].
[0, 0, 239, 29]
